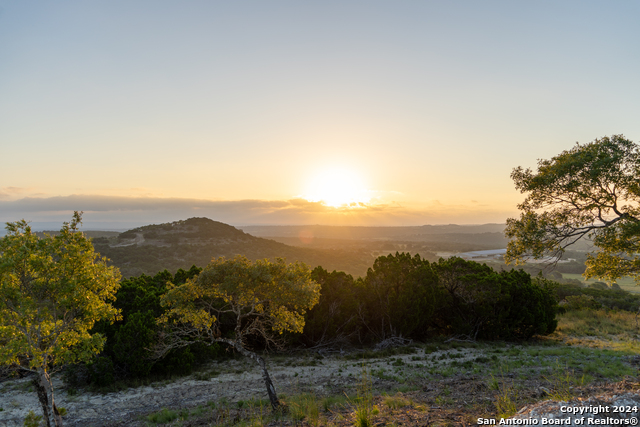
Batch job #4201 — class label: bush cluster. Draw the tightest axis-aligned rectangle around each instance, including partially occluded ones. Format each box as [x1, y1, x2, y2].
[73, 253, 558, 387]
[69, 266, 226, 387]
[302, 254, 557, 345]
[555, 282, 640, 312]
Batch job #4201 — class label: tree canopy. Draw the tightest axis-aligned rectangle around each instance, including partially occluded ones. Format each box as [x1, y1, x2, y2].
[0, 212, 121, 427]
[505, 134, 640, 283]
[156, 255, 320, 410]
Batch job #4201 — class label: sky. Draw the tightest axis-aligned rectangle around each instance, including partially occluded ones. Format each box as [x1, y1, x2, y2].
[1, 1, 640, 230]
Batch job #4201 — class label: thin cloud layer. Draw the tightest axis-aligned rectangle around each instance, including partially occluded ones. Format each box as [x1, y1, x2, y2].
[0, 195, 513, 230]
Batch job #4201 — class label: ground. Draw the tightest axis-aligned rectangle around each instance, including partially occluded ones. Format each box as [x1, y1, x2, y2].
[1, 309, 639, 426]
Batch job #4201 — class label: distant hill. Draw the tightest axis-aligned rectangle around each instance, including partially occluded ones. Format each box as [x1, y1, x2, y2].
[91, 217, 406, 278]
[240, 223, 506, 240]
[240, 224, 509, 251]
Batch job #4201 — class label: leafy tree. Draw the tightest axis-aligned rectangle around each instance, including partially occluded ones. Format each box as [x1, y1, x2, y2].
[505, 135, 640, 284]
[433, 257, 557, 339]
[302, 267, 360, 347]
[359, 252, 439, 341]
[0, 213, 121, 427]
[154, 255, 320, 410]
[90, 266, 203, 381]
[433, 257, 504, 338]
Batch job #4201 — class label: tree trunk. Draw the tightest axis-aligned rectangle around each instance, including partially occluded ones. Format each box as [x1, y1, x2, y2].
[255, 353, 280, 411]
[33, 369, 63, 427]
[220, 339, 280, 411]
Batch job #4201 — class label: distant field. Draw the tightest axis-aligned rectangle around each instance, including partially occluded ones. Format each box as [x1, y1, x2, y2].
[562, 273, 640, 294]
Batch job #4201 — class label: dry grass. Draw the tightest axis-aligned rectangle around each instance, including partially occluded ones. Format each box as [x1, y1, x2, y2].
[553, 309, 640, 351]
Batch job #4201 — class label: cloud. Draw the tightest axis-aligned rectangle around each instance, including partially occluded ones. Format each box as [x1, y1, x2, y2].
[0, 186, 30, 200]
[0, 195, 514, 230]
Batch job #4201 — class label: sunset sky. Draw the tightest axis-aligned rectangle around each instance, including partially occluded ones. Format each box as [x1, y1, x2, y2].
[1, 1, 640, 230]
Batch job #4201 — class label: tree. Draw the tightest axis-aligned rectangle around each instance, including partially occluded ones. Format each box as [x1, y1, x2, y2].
[433, 257, 557, 339]
[0, 212, 121, 427]
[505, 135, 640, 284]
[359, 252, 439, 341]
[302, 267, 360, 347]
[154, 255, 320, 410]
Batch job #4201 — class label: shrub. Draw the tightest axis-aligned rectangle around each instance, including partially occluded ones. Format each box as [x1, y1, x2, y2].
[88, 356, 115, 387]
[564, 295, 602, 311]
[433, 258, 557, 340]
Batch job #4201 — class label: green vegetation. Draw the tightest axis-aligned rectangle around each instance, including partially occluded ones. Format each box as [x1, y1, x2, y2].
[157, 256, 321, 410]
[8, 208, 640, 425]
[0, 213, 121, 427]
[506, 134, 640, 284]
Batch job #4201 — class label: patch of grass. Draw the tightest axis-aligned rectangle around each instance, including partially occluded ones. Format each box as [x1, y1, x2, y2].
[383, 393, 411, 409]
[352, 365, 374, 427]
[321, 394, 350, 412]
[491, 374, 518, 419]
[23, 410, 42, 427]
[554, 309, 640, 347]
[145, 407, 179, 424]
[544, 363, 586, 401]
[395, 384, 418, 393]
[286, 393, 319, 424]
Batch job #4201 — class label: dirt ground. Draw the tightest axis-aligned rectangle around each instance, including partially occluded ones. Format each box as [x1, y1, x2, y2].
[2, 341, 638, 427]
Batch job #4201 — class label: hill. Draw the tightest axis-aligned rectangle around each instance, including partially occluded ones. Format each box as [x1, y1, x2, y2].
[92, 217, 413, 277]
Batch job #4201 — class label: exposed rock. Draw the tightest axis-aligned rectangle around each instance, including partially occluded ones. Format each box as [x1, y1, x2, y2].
[510, 393, 640, 426]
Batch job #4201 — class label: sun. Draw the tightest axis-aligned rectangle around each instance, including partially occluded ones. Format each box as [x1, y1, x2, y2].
[303, 168, 370, 207]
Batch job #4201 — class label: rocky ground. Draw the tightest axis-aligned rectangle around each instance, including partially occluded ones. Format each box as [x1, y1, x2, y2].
[1, 343, 638, 426]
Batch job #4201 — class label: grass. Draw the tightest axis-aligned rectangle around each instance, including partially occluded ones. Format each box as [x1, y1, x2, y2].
[7, 306, 639, 427]
[383, 393, 411, 409]
[553, 309, 640, 351]
[352, 365, 374, 427]
[544, 362, 587, 401]
[287, 393, 320, 425]
[561, 274, 640, 294]
[145, 408, 180, 424]
[493, 376, 518, 419]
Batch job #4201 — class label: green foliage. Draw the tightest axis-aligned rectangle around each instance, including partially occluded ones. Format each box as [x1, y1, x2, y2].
[305, 254, 558, 344]
[160, 256, 321, 345]
[0, 212, 121, 425]
[88, 356, 115, 387]
[555, 283, 640, 311]
[84, 266, 203, 384]
[353, 365, 374, 427]
[505, 135, 640, 283]
[564, 295, 602, 311]
[358, 252, 440, 341]
[433, 258, 557, 340]
[301, 267, 359, 346]
[0, 212, 121, 370]
[158, 256, 321, 410]
[145, 407, 179, 423]
[112, 311, 156, 377]
[23, 410, 43, 427]
[491, 374, 518, 418]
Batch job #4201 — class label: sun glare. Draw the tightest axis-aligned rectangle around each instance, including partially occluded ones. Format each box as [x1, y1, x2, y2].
[303, 169, 370, 207]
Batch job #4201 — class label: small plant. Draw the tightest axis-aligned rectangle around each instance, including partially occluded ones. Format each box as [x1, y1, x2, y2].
[288, 393, 320, 426]
[23, 410, 42, 427]
[322, 394, 350, 412]
[544, 363, 585, 401]
[145, 408, 179, 424]
[383, 393, 410, 409]
[352, 365, 374, 427]
[491, 374, 518, 419]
